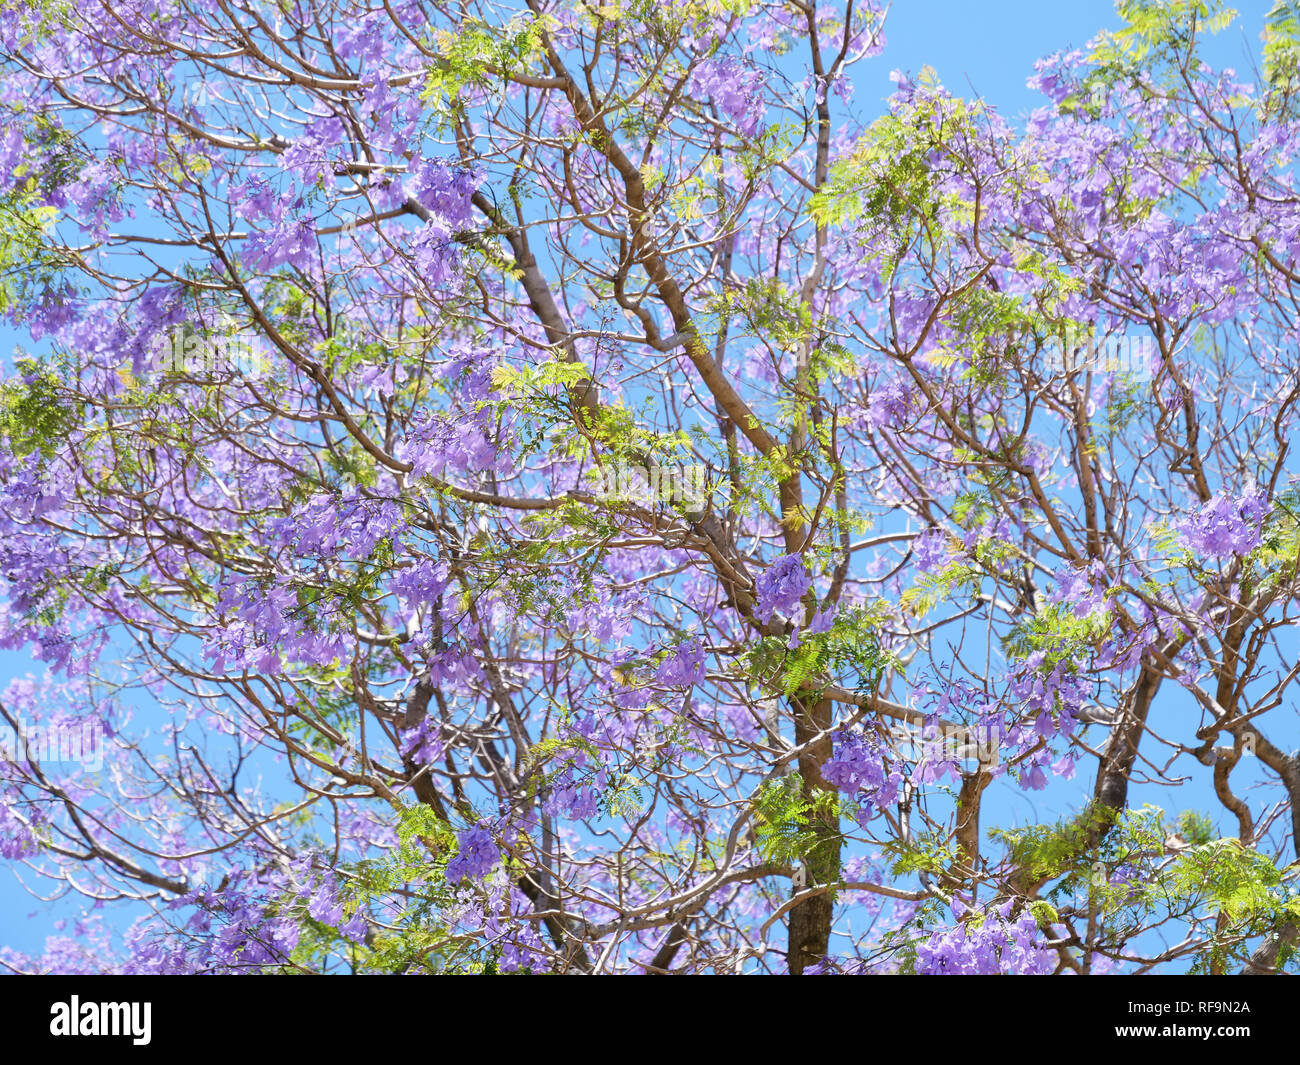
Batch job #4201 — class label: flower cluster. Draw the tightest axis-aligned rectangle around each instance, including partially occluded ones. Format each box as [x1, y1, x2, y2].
[401, 409, 500, 480]
[1050, 560, 1109, 618]
[1176, 489, 1271, 559]
[821, 728, 903, 817]
[913, 528, 953, 574]
[688, 57, 766, 137]
[445, 822, 500, 884]
[654, 637, 706, 687]
[754, 553, 812, 624]
[914, 903, 1056, 975]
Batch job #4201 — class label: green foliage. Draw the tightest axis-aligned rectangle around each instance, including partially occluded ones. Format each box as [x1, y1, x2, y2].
[809, 107, 940, 251]
[1064, 0, 1239, 115]
[599, 778, 645, 818]
[1262, 0, 1300, 93]
[808, 76, 995, 279]
[823, 603, 897, 695]
[0, 109, 94, 316]
[886, 827, 957, 879]
[899, 560, 978, 618]
[1102, 0, 1237, 62]
[423, 13, 549, 111]
[489, 356, 591, 398]
[995, 804, 1300, 970]
[283, 803, 467, 974]
[0, 358, 80, 459]
[1257, 484, 1300, 588]
[991, 802, 1119, 885]
[752, 773, 842, 867]
[528, 730, 601, 774]
[1169, 839, 1294, 924]
[723, 277, 814, 352]
[0, 195, 61, 316]
[779, 639, 824, 698]
[933, 285, 1040, 386]
[1173, 809, 1216, 846]
[1002, 602, 1111, 672]
[741, 601, 895, 703]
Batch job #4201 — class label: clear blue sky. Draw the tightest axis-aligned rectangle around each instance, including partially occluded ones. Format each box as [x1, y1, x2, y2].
[876, 0, 1275, 117]
[0, 0, 1285, 963]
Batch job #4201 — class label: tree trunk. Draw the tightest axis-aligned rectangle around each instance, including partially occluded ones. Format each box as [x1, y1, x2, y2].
[788, 695, 840, 974]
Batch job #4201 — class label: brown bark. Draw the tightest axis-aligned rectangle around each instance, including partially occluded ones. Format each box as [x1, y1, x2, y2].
[787, 695, 841, 974]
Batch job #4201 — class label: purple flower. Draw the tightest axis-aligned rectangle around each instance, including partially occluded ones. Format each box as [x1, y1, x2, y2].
[913, 529, 951, 573]
[822, 729, 902, 816]
[307, 884, 344, 926]
[688, 57, 766, 136]
[655, 638, 705, 686]
[400, 719, 444, 765]
[339, 913, 369, 943]
[401, 409, 500, 479]
[541, 765, 604, 820]
[403, 159, 479, 226]
[0, 798, 38, 859]
[408, 217, 460, 285]
[391, 558, 450, 606]
[1021, 764, 1048, 791]
[1050, 560, 1108, 617]
[1176, 489, 1271, 559]
[446, 823, 499, 883]
[866, 377, 917, 428]
[915, 907, 1055, 975]
[281, 117, 345, 181]
[243, 215, 317, 272]
[755, 554, 812, 623]
[807, 606, 836, 634]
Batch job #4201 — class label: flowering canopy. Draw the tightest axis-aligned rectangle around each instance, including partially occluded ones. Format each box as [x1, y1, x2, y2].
[0, 0, 1299, 975]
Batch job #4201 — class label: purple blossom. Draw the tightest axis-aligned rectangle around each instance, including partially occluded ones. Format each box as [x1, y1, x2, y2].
[866, 377, 917, 428]
[268, 491, 406, 559]
[807, 606, 836, 634]
[243, 214, 317, 272]
[400, 719, 444, 765]
[689, 57, 766, 136]
[821, 729, 903, 816]
[404, 159, 479, 225]
[1176, 489, 1271, 559]
[391, 558, 450, 606]
[0, 796, 39, 859]
[408, 217, 460, 285]
[306, 882, 344, 926]
[339, 913, 369, 943]
[913, 528, 952, 573]
[281, 117, 346, 181]
[229, 176, 282, 223]
[755, 554, 812, 623]
[655, 637, 705, 686]
[401, 409, 499, 479]
[542, 765, 604, 820]
[1050, 560, 1108, 618]
[915, 905, 1055, 975]
[446, 823, 499, 883]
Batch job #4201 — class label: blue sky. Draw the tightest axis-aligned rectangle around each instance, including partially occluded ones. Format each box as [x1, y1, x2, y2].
[868, 0, 1288, 971]
[878, 0, 1275, 116]
[0, 0, 1288, 967]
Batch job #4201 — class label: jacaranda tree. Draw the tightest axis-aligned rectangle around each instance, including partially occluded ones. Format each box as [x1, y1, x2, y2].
[1, 0, 1298, 974]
